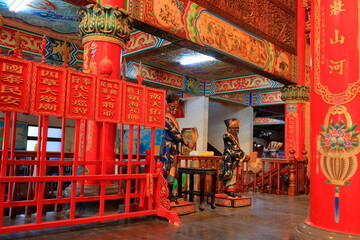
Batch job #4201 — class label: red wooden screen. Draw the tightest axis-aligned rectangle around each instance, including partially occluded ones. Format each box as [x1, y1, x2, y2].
[0, 54, 179, 234]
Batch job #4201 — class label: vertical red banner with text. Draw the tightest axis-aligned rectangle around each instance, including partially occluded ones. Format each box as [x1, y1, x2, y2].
[29, 63, 67, 117]
[95, 77, 123, 123]
[145, 87, 165, 128]
[311, 0, 360, 234]
[0, 55, 32, 113]
[66, 70, 96, 120]
[284, 103, 303, 159]
[122, 82, 145, 125]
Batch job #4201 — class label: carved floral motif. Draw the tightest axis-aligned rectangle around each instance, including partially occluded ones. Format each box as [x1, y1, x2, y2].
[78, 2, 133, 46]
[281, 85, 310, 102]
[192, 0, 296, 51]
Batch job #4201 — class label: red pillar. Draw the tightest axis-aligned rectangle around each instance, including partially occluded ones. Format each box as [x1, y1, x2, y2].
[281, 86, 309, 161]
[291, 0, 360, 238]
[281, 0, 309, 161]
[77, 1, 132, 185]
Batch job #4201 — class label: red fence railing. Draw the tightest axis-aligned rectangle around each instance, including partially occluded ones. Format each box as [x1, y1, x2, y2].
[162, 151, 308, 197]
[0, 47, 180, 233]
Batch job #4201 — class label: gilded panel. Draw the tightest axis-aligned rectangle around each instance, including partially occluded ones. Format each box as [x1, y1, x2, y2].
[191, 0, 296, 52]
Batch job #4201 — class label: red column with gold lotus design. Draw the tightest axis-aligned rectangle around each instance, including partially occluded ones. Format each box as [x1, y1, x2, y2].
[77, 0, 132, 186]
[291, 0, 360, 239]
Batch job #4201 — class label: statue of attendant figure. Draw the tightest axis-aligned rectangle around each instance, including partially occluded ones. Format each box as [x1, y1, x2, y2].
[218, 118, 249, 198]
[159, 93, 195, 202]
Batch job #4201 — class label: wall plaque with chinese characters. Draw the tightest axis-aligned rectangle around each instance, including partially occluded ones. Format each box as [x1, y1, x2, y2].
[95, 77, 123, 123]
[66, 70, 96, 120]
[122, 82, 145, 125]
[29, 63, 66, 117]
[0, 55, 32, 113]
[145, 87, 165, 128]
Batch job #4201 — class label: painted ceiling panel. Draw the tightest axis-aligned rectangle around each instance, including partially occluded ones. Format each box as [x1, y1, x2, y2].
[141, 48, 252, 80]
[0, 0, 80, 34]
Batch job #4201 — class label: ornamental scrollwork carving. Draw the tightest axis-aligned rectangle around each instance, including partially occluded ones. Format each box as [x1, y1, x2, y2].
[78, 2, 133, 47]
[192, 0, 296, 52]
[303, 0, 311, 44]
[281, 85, 310, 102]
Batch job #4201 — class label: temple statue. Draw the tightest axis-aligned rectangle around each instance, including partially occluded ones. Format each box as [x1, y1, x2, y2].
[218, 118, 249, 198]
[160, 93, 195, 202]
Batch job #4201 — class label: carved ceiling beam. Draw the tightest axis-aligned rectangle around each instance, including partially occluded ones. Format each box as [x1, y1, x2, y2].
[211, 93, 250, 106]
[128, 1, 298, 85]
[125, 61, 203, 96]
[252, 90, 284, 106]
[206, 75, 283, 96]
[191, 0, 296, 54]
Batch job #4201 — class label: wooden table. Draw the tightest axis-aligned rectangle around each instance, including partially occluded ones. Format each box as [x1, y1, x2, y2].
[177, 167, 217, 211]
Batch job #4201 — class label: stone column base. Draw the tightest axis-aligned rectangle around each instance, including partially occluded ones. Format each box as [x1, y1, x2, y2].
[290, 221, 360, 240]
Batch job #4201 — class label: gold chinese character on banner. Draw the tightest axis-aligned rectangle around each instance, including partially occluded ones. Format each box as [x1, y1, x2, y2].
[73, 92, 88, 99]
[150, 108, 161, 115]
[102, 101, 115, 108]
[72, 99, 88, 107]
[1, 74, 23, 84]
[330, 0, 345, 16]
[150, 101, 161, 107]
[103, 110, 114, 117]
[40, 95, 57, 103]
[41, 70, 58, 79]
[72, 107, 88, 114]
[41, 78, 59, 86]
[150, 93, 161, 100]
[73, 85, 89, 92]
[330, 29, 345, 44]
[1, 85, 21, 95]
[329, 59, 346, 75]
[38, 103, 57, 111]
[3, 63, 23, 74]
[40, 88, 58, 95]
[150, 116, 160, 123]
[0, 96, 21, 105]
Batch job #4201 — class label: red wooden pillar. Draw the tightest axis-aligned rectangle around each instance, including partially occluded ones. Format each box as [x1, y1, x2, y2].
[281, 0, 309, 161]
[77, 1, 132, 187]
[291, 0, 360, 239]
[281, 86, 309, 160]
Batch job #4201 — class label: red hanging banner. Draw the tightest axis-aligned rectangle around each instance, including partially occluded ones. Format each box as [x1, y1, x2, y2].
[145, 87, 165, 128]
[0, 55, 32, 113]
[29, 62, 67, 117]
[122, 82, 145, 125]
[95, 77, 123, 123]
[65, 70, 96, 120]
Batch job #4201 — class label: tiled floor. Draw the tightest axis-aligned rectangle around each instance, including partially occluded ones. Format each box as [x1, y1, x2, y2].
[0, 193, 309, 240]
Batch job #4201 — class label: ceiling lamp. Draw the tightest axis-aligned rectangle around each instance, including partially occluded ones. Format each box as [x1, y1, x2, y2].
[180, 55, 215, 65]
[8, 0, 30, 12]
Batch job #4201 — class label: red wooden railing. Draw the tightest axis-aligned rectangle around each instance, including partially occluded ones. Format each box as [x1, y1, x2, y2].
[0, 35, 180, 234]
[0, 146, 308, 234]
[166, 150, 308, 197]
[237, 150, 309, 196]
[0, 117, 180, 235]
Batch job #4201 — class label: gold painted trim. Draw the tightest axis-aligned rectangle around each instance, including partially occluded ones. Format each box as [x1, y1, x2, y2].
[82, 35, 125, 48]
[284, 100, 307, 104]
